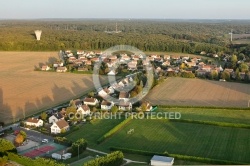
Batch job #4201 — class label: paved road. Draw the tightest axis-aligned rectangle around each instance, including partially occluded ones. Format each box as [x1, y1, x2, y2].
[16, 127, 53, 142]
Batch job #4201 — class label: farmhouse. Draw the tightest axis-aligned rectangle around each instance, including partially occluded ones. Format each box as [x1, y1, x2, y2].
[50, 119, 69, 134]
[151, 155, 174, 166]
[84, 97, 99, 106]
[25, 118, 43, 127]
[77, 104, 90, 116]
[101, 100, 114, 110]
[49, 113, 64, 124]
[56, 67, 67, 72]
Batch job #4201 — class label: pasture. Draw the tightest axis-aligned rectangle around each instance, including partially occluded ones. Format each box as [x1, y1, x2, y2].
[98, 119, 250, 163]
[0, 52, 108, 124]
[145, 77, 250, 108]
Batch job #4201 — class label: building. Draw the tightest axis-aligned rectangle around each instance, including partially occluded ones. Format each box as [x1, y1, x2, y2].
[150, 155, 174, 166]
[49, 113, 64, 124]
[84, 98, 99, 106]
[41, 65, 50, 71]
[118, 100, 132, 111]
[25, 118, 43, 127]
[56, 67, 67, 72]
[77, 104, 90, 116]
[119, 91, 130, 101]
[101, 100, 114, 110]
[50, 119, 69, 134]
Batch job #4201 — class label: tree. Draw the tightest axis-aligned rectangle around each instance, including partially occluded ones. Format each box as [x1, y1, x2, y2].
[239, 63, 249, 72]
[130, 90, 137, 98]
[180, 63, 186, 69]
[40, 112, 47, 121]
[0, 156, 8, 166]
[141, 103, 148, 112]
[221, 71, 230, 81]
[88, 91, 95, 98]
[0, 138, 16, 153]
[110, 105, 118, 114]
[66, 106, 77, 120]
[71, 138, 87, 156]
[19, 130, 27, 141]
[15, 134, 24, 146]
[210, 70, 218, 80]
[231, 55, 238, 69]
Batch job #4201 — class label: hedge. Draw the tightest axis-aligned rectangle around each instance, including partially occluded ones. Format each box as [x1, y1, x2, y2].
[110, 147, 248, 165]
[84, 151, 123, 166]
[169, 119, 250, 129]
[54, 137, 72, 146]
[97, 116, 132, 144]
[158, 105, 250, 110]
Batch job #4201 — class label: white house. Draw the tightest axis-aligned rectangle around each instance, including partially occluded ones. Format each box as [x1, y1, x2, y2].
[49, 113, 64, 124]
[77, 104, 90, 116]
[41, 65, 50, 71]
[25, 118, 43, 127]
[56, 67, 67, 72]
[101, 100, 114, 110]
[50, 119, 69, 134]
[84, 98, 99, 106]
[150, 155, 174, 166]
[118, 100, 132, 111]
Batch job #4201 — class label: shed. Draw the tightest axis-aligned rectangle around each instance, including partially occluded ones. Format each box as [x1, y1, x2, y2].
[150, 155, 174, 166]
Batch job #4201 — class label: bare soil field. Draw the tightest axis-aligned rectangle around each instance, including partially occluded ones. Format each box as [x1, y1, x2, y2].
[0, 52, 107, 124]
[145, 77, 250, 108]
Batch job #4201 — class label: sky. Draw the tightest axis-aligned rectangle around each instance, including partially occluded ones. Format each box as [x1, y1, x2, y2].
[0, 0, 249, 19]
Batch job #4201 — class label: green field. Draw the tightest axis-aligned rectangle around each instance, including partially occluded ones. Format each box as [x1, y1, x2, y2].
[93, 119, 250, 163]
[66, 108, 250, 164]
[67, 118, 124, 146]
[157, 108, 250, 125]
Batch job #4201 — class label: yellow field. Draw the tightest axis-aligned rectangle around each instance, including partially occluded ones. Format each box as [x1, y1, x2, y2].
[0, 52, 107, 124]
[145, 77, 250, 108]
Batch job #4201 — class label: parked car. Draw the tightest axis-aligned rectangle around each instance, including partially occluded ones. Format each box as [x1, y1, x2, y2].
[14, 130, 20, 135]
[41, 139, 49, 143]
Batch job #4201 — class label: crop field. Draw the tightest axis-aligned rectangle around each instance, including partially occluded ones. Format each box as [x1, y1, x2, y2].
[157, 108, 250, 125]
[98, 119, 250, 163]
[0, 52, 108, 124]
[145, 77, 250, 108]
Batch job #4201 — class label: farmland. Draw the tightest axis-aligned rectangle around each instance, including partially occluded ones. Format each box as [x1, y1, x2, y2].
[66, 107, 250, 164]
[145, 77, 250, 108]
[0, 52, 108, 124]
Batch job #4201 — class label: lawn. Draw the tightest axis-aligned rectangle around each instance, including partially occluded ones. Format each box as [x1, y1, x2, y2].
[66, 118, 124, 147]
[97, 119, 250, 163]
[157, 107, 250, 125]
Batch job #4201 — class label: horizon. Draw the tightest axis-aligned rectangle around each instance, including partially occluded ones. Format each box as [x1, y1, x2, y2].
[1, 0, 250, 19]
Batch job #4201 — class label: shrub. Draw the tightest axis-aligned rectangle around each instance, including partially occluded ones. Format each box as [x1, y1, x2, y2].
[84, 151, 123, 166]
[54, 137, 72, 146]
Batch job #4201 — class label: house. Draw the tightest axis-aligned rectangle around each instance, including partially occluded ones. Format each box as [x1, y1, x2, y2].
[185, 61, 196, 67]
[150, 155, 174, 166]
[77, 50, 84, 55]
[108, 70, 117, 76]
[118, 100, 132, 111]
[196, 69, 207, 76]
[53, 62, 64, 68]
[101, 100, 114, 110]
[172, 55, 180, 60]
[119, 91, 130, 101]
[57, 67, 67, 72]
[164, 55, 171, 60]
[49, 113, 64, 124]
[77, 104, 90, 116]
[25, 118, 43, 127]
[224, 68, 234, 74]
[85, 61, 92, 66]
[162, 61, 170, 66]
[84, 98, 99, 106]
[78, 67, 88, 72]
[69, 57, 77, 63]
[41, 65, 50, 71]
[201, 65, 212, 72]
[50, 119, 69, 134]
[128, 62, 137, 70]
[70, 99, 83, 108]
[200, 51, 206, 55]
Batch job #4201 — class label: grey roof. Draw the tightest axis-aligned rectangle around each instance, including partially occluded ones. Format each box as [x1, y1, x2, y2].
[151, 155, 174, 163]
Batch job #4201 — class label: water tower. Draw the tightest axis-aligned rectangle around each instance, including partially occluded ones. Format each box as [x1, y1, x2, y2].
[34, 30, 42, 40]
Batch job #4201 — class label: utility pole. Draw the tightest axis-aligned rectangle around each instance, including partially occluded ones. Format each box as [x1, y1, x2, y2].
[78, 145, 79, 160]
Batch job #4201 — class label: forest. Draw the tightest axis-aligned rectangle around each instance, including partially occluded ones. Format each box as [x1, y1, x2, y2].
[0, 19, 250, 55]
